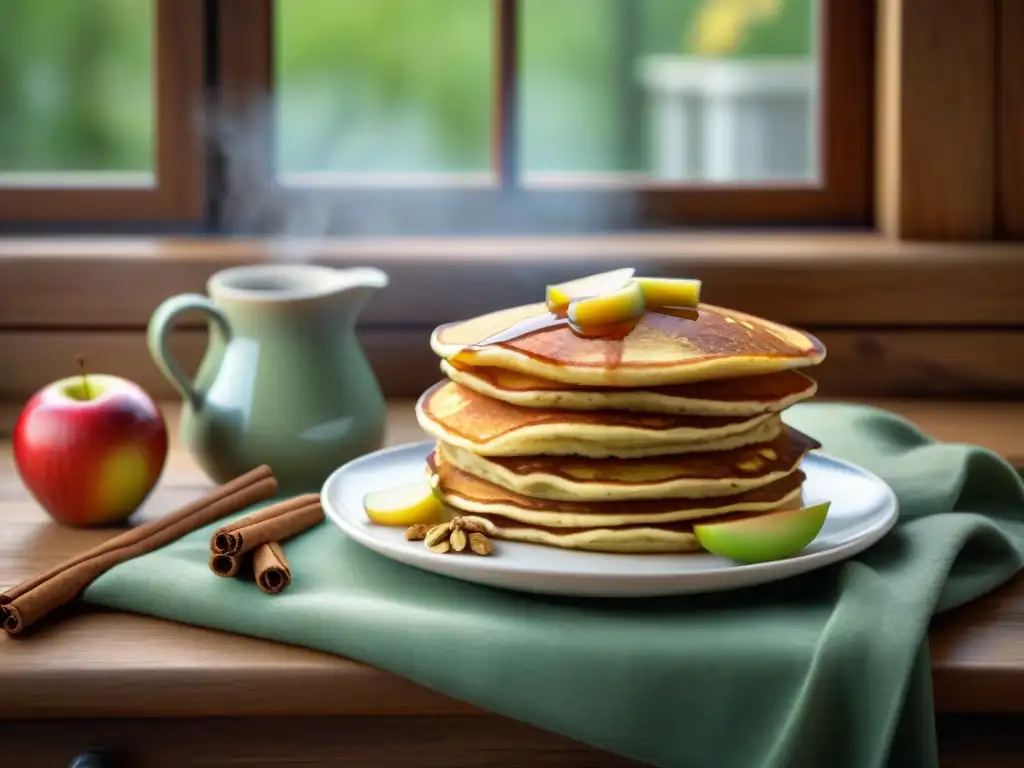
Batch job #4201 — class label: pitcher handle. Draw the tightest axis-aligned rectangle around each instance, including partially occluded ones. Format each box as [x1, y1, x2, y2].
[147, 294, 232, 410]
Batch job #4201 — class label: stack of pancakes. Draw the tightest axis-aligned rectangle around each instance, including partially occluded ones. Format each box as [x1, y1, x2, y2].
[415, 301, 826, 554]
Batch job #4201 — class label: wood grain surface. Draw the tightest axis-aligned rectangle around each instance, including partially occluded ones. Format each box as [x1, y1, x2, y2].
[1, 714, 1022, 768]
[0, 401, 1023, 725]
[0, 716, 642, 767]
[2, 236, 1024, 330]
[5, 327, 1024, 406]
[997, 0, 1024, 238]
[875, 0, 996, 239]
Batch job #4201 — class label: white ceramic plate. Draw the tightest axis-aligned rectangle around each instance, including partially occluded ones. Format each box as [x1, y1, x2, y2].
[321, 442, 898, 598]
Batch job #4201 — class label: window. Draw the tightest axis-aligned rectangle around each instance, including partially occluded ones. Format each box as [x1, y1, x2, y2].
[518, 0, 824, 184]
[2, 1, 1015, 240]
[0, 0, 205, 223]
[1, 0, 154, 177]
[0, 0, 869, 231]
[215, 0, 871, 235]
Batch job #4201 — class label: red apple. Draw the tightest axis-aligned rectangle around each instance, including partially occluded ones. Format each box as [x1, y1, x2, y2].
[14, 367, 168, 527]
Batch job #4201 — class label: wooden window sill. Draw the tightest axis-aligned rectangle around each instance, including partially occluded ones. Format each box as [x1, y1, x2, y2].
[1, 234, 1022, 403]
[1, 233, 1023, 327]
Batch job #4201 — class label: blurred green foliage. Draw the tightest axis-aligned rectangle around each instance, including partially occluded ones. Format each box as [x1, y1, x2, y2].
[0, 0, 812, 175]
[277, 0, 813, 174]
[0, 0, 153, 172]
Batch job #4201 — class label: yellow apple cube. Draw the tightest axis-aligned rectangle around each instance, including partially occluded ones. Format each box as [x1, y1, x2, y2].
[567, 280, 645, 328]
[633, 277, 702, 308]
[545, 268, 635, 314]
[364, 479, 445, 527]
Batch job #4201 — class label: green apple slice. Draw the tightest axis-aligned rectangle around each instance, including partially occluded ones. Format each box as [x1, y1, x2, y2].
[545, 268, 635, 313]
[693, 502, 831, 564]
[363, 479, 444, 527]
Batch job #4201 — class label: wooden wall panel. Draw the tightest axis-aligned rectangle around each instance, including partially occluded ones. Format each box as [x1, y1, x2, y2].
[997, 0, 1024, 238]
[3, 328, 1023, 405]
[0, 328, 437, 403]
[3, 237, 1024, 329]
[876, 0, 997, 239]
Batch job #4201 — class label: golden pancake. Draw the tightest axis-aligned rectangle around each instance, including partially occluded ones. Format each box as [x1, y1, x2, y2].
[416, 380, 782, 458]
[431, 302, 825, 387]
[444, 497, 805, 554]
[437, 425, 821, 501]
[441, 360, 818, 416]
[428, 449, 806, 528]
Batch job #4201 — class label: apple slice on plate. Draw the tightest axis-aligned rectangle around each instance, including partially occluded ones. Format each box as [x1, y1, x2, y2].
[693, 502, 831, 564]
[364, 479, 445, 527]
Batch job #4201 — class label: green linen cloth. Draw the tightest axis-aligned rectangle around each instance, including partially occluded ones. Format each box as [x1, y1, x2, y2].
[84, 403, 1024, 768]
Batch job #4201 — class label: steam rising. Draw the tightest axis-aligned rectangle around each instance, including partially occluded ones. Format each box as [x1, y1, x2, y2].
[204, 99, 639, 256]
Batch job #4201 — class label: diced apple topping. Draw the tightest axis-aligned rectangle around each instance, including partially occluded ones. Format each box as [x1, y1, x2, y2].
[363, 479, 445, 527]
[567, 280, 645, 329]
[545, 268, 635, 314]
[541, 270, 702, 336]
[632, 277, 701, 308]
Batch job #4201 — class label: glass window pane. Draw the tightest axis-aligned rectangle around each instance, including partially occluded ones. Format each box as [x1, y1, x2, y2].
[275, 0, 493, 178]
[519, 0, 819, 184]
[0, 0, 154, 176]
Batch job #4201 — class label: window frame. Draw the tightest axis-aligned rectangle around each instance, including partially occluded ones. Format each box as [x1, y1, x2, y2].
[0, 0, 206, 223]
[215, 0, 873, 233]
[998, 0, 1024, 238]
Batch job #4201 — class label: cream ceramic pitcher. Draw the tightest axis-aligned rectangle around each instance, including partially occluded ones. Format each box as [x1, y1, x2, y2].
[147, 264, 389, 494]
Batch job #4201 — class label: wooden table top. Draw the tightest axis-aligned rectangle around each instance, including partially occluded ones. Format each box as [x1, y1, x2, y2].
[1, 399, 1023, 720]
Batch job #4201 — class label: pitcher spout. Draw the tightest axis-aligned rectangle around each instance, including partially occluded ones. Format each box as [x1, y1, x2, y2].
[326, 266, 390, 317]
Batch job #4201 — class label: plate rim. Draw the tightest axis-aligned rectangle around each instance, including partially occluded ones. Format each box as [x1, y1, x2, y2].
[321, 440, 899, 591]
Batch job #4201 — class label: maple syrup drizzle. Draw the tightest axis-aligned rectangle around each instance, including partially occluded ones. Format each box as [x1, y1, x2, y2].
[451, 303, 700, 370]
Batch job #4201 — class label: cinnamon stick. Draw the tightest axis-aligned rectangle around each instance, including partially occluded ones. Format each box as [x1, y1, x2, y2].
[210, 494, 323, 557]
[253, 542, 291, 594]
[210, 552, 242, 579]
[2, 465, 277, 635]
[1, 465, 274, 608]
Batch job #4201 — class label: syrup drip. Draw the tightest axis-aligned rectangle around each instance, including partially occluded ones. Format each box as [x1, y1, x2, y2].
[451, 303, 700, 370]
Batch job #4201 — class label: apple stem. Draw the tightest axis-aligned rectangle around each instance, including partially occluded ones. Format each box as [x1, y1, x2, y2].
[76, 354, 91, 399]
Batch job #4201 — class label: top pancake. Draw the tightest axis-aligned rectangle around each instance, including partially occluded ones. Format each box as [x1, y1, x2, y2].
[431, 302, 825, 387]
